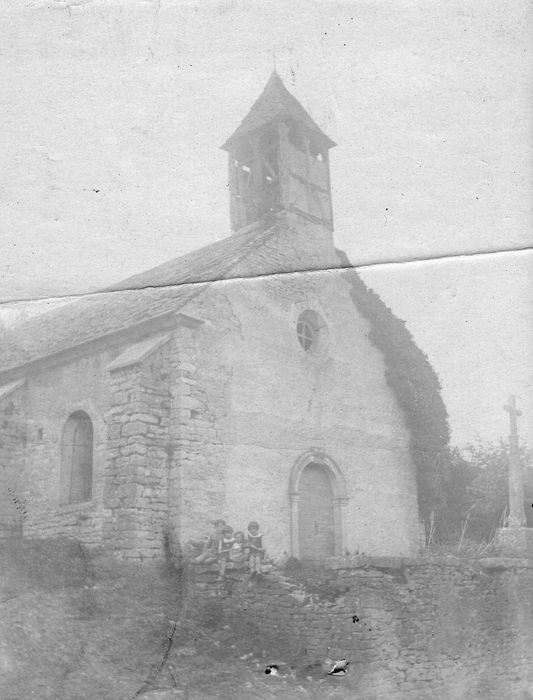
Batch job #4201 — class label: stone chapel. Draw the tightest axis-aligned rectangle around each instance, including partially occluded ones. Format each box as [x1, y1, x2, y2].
[0, 73, 448, 562]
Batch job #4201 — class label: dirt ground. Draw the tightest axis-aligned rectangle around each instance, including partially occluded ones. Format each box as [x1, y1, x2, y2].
[0, 539, 357, 700]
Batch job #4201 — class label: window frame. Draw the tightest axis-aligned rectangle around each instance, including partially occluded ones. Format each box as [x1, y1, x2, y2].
[296, 310, 324, 354]
[297, 316, 316, 352]
[60, 410, 94, 506]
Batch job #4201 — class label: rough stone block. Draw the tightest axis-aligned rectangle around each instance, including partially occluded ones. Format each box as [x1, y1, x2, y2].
[495, 528, 533, 557]
[121, 421, 149, 436]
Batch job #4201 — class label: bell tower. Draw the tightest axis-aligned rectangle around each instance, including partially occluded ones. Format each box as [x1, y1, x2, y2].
[221, 72, 336, 233]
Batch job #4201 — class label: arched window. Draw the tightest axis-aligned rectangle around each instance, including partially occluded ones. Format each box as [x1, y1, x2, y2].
[60, 411, 93, 505]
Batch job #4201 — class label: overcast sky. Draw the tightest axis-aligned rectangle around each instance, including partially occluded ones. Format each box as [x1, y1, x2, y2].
[0, 0, 532, 447]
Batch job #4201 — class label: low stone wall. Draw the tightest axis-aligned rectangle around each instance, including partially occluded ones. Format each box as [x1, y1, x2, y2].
[22, 501, 107, 547]
[188, 555, 533, 699]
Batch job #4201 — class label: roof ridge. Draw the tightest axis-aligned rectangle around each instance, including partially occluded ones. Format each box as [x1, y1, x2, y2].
[104, 224, 278, 293]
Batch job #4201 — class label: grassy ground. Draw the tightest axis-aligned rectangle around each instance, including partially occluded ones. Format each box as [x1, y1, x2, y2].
[0, 537, 183, 699]
[0, 538, 354, 700]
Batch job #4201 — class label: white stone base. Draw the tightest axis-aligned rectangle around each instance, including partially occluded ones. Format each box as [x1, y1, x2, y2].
[495, 527, 533, 557]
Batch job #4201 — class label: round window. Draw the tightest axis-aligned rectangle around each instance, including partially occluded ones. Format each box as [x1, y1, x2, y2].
[296, 310, 323, 352]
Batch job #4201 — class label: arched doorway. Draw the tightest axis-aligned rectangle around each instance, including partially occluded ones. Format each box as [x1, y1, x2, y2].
[298, 463, 335, 560]
[289, 451, 347, 561]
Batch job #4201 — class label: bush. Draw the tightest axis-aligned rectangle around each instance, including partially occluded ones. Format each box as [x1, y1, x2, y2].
[431, 441, 533, 545]
[336, 251, 450, 523]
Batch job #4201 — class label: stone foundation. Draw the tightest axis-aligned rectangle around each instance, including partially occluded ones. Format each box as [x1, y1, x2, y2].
[495, 527, 533, 557]
[0, 381, 27, 536]
[188, 555, 533, 699]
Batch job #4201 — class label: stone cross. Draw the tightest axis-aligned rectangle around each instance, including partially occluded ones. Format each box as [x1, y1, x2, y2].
[504, 395, 526, 527]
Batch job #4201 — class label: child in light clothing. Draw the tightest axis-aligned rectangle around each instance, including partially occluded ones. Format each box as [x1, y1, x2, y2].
[193, 519, 226, 563]
[217, 526, 235, 580]
[230, 531, 247, 565]
[246, 521, 265, 575]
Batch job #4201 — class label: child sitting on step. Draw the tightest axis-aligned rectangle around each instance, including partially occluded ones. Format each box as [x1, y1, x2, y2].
[229, 531, 247, 566]
[193, 519, 226, 564]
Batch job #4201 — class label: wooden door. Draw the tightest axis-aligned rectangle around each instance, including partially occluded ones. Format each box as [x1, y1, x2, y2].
[298, 463, 334, 561]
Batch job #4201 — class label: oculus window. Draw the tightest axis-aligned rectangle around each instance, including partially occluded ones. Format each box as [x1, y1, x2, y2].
[296, 310, 325, 353]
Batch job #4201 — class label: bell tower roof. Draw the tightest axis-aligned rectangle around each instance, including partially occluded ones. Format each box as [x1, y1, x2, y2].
[221, 71, 336, 152]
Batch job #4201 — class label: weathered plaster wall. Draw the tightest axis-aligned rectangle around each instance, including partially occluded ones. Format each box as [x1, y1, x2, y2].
[17, 352, 112, 545]
[219, 270, 417, 558]
[178, 217, 419, 558]
[191, 557, 533, 700]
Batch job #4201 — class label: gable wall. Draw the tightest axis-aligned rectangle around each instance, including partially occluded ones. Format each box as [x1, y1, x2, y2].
[177, 218, 421, 559]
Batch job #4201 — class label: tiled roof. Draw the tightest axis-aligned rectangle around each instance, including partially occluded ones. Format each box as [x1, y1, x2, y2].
[0, 329, 25, 374]
[0, 72, 339, 375]
[0, 225, 279, 374]
[0, 379, 25, 399]
[104, 225, 275, 293]
[221, 71, 336, 151]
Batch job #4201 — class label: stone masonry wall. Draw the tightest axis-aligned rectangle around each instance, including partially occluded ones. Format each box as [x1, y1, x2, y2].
[167, 298, 237, 549]
[190, 556, 533, 700]
[17, 353, 112, 546]
[0, 384, 27, 536]
[1, 333, 176, 557]
[103, 343, 172, 560]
